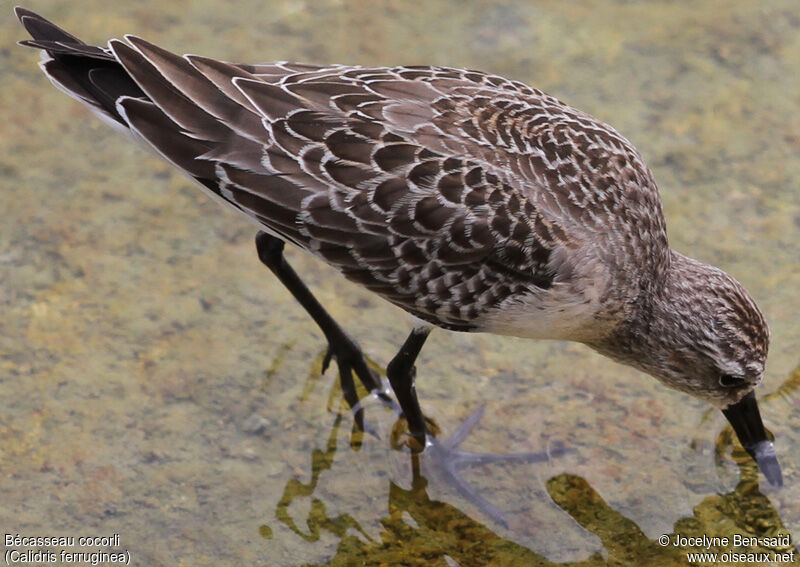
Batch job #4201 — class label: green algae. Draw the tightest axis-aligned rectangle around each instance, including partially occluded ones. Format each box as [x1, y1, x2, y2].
[274, 408, 797, 567]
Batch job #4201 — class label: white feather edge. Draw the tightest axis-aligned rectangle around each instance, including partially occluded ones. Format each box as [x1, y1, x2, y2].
[114, 95, 273, 234]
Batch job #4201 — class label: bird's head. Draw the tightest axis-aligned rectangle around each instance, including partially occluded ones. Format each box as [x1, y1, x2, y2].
[593, 252, 781, 486]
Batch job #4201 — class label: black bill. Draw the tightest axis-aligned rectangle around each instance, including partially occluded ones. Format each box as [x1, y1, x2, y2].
[722, 390, 783, 487]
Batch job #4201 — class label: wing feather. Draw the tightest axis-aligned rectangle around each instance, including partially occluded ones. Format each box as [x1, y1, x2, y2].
[124, 36, 265, 142]
[19, 10, 584, 329]
[110, 39, 232, 144]
[116, 97, 215, 179]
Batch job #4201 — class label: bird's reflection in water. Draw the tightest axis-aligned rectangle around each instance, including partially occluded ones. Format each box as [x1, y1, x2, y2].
[274, 412, 372, 544]
[265, 362, 798, 566]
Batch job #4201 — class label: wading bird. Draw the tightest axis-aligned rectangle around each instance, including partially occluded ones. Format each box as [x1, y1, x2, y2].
[16, 8, 782, 508]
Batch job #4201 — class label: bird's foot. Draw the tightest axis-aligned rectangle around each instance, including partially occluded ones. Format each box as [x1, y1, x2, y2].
[390, 414, 441, 452]
[415, 404, 568, 528]
[321, 332, 399, 438]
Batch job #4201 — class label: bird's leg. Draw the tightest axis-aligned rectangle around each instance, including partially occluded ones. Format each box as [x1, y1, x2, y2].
[255, 232, 393, 430]
[386, 326, 432, 450]
[256, 232, 567, 526]
[385, 326, 568, 527]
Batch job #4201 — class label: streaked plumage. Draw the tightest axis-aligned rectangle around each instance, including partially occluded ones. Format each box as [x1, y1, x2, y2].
[17, 7, 781, 487]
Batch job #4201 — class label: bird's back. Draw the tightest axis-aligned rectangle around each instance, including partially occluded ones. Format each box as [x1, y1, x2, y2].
[18, 7, 670, 338]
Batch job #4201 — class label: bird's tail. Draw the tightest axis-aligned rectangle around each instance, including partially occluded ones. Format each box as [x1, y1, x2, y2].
[15, 6, 146, 131]
[15, 6, 227, 193]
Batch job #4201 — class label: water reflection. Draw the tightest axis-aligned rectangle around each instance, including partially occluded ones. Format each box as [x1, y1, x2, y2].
[266, 364, 800, 566]
[274, 412, 372, 544]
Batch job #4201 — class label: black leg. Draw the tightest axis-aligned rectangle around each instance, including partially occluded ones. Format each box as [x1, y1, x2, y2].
[386, 326, 431, 449]
[255, 233, 568, 527]
[384, 325, 567, 527]
[255, 232, 391, 424]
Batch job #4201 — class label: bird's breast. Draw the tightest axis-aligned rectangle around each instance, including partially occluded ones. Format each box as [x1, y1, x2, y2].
[473, 255, 624, 342]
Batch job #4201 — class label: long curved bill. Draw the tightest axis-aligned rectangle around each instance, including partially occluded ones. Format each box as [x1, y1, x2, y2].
[721, 390, 783, 487]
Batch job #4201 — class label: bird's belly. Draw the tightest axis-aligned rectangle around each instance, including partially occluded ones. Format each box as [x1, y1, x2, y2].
[474, 285, 621, 342]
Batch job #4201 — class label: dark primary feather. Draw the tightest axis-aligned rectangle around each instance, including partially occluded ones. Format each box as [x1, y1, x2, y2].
[17, 8, 143, 126]
[16, 6, 82, 44]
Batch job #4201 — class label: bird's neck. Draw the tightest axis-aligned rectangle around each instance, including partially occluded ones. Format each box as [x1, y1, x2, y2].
[586, 250, 706, 384]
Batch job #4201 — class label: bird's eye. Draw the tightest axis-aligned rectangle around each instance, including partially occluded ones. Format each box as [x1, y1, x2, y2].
[719, 374, 746, 388]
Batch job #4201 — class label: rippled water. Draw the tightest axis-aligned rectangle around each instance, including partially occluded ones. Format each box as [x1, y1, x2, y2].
[2, 1, 799, 565]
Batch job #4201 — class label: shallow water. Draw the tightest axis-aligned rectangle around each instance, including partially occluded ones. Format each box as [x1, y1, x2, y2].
[1, 1, 799, 565]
